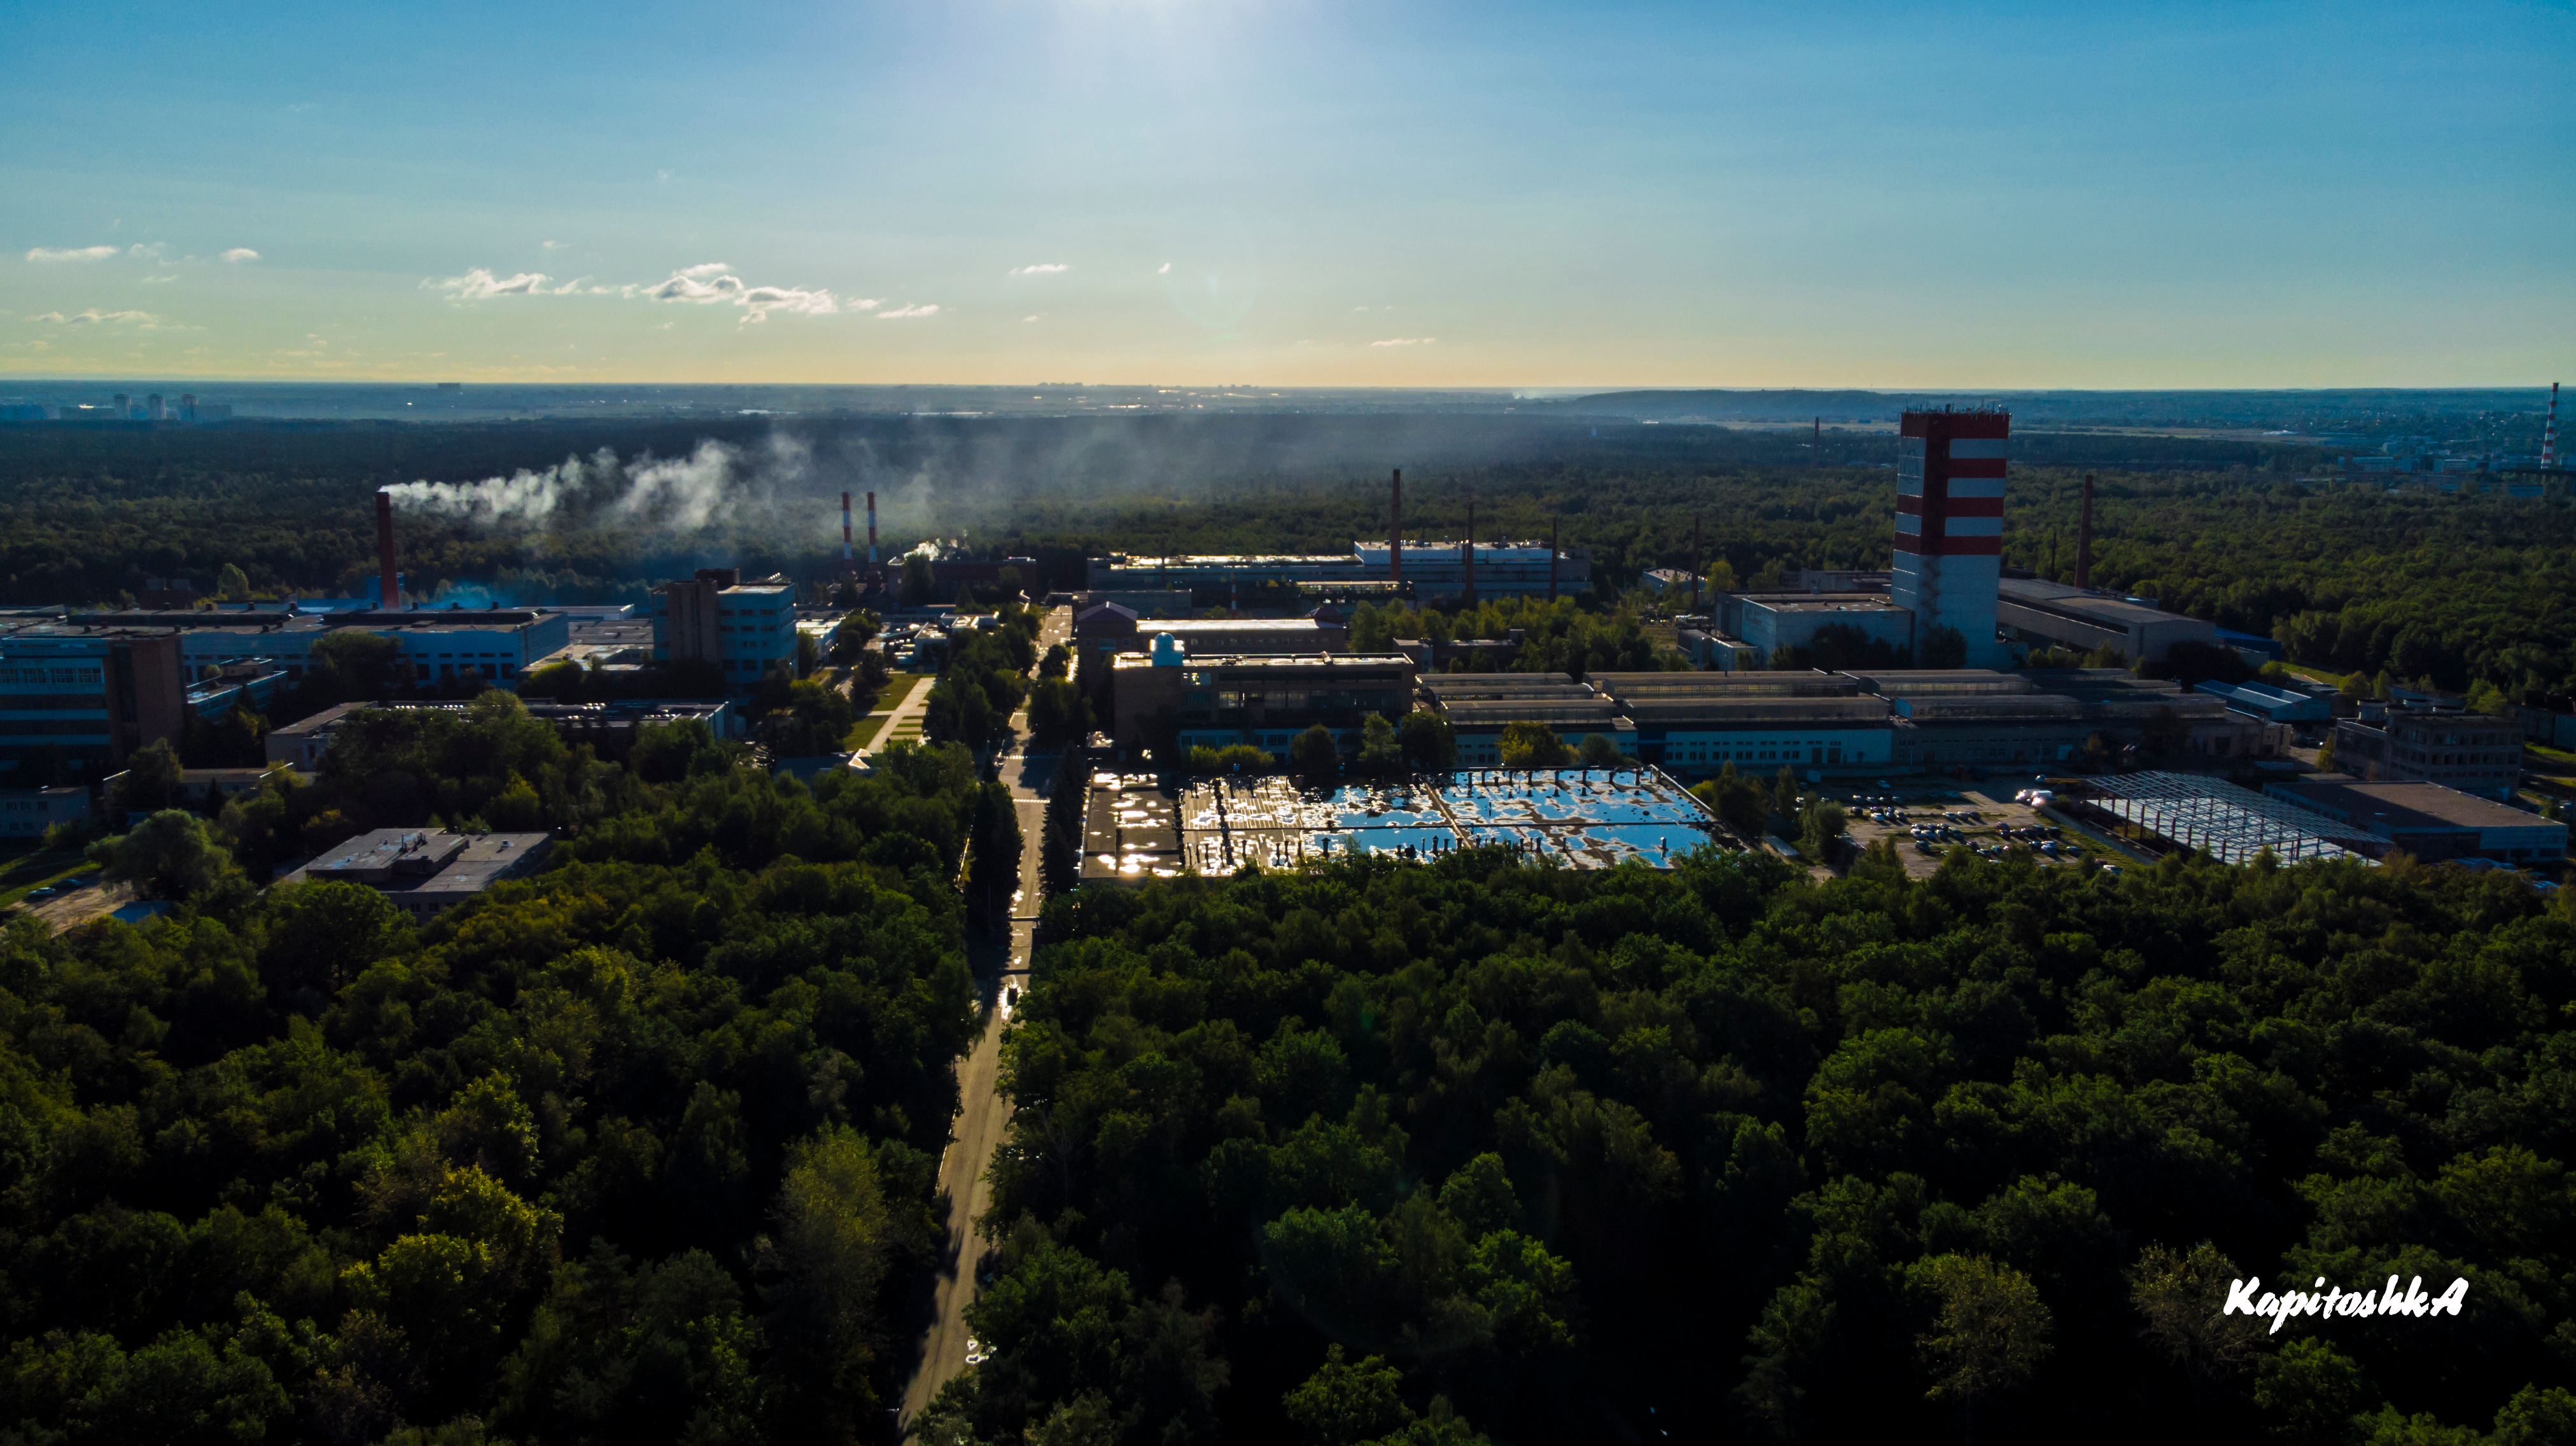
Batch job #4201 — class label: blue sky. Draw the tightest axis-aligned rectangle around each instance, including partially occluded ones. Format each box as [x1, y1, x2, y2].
[4, 0, 2570, 386]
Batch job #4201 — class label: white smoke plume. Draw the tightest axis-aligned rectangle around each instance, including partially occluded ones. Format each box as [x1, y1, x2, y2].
[385, 435, 816, 534]
[382, 447, 616, 523]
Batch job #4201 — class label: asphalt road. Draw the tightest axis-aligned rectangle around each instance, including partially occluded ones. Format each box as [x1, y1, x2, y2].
[900, 605, 1069, 1430]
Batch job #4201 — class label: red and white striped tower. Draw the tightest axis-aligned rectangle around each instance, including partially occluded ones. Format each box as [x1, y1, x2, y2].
[2545, 383, 2559, 470]
[1892, 408, 2009, 667]
[841, 492, 855, 577]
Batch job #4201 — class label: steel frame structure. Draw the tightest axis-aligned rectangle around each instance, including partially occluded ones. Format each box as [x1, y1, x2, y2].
[2086, 771, 2375, 865]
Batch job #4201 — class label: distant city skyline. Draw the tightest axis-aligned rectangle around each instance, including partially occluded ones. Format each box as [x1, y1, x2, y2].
[4, 0, 2570, 388]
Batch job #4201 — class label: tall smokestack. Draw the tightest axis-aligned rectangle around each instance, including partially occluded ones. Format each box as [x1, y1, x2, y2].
[2075, 474, 2094, 589]
[841, 491, 855, 577]
[1389, 469, 1403, 586]
[1691, 516, 1702, 614]
[2545, 383, 2560, 471]
[1461, 494, 1476, 605]
[375, 490, 402, 612]
[1548, 517, 1560, 602]
[866, 491, 879, 579]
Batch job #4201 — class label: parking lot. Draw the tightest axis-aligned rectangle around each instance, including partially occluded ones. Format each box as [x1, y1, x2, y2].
[1828, 778, 2128, 879]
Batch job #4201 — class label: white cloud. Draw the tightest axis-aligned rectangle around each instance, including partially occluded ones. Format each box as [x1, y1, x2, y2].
[734, 285, 837, 323]
[1023, 314, 1039, 323]
[542, 239, 568, 251]
[25, 246, 118, 262]
[430, 268, 555, 299]
[644, 269, 743, 303]
[431, 259, 859, 324]
[30, 309, 160, 326]
[1369, 337, 1436, 347]
[876, 304, 939, 320]
[1009, 263, 1069, 276]
[142, 274, 178, 284]
[220, 248, 260, 263]
[127, 243, 169, 261]
[1156, 262, 1172, 274]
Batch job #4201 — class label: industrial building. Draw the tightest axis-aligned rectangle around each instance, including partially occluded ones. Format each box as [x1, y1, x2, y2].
[2328, 707, 2522, 799]
[2197, 679, 2333, 727]
[1424, 676, 1633, 766]
[1587, 671, 1894, 773]
[1082, 493, 1594, 604]
[1107, 645, 1417, 757]
[2266, 779, 2565, 864]
[1460, 667, 2269, 776]
[1075, 603, 1350, 720]
[266, 698, 736, 769]
[648, 567, 797, 694]
[0, 787, 90, 838]
[1707, 590, 1915, 668]
[1995, 579, 2221, 664]
[279, 828, 554, 922]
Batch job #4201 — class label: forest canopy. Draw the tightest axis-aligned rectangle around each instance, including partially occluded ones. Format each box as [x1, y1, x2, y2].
[0, 699, 1002, 1445]
[920, 846, 2576, 1445]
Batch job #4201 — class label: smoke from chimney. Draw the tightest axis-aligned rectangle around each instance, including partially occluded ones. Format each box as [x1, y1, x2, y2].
[375, 490, 403, 611]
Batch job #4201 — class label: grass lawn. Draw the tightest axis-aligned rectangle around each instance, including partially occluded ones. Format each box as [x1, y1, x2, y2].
[845, 671, 930, 750]
[0, 853, 100, 908]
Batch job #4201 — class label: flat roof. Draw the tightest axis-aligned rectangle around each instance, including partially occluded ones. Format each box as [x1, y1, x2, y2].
[1111, 652, 1412, 672]
[1737, 592, 1909, 614]
[2270, 779, 2561, 834]
[1998, 579, 2201, 629]
[1145, 618, 1335, 632]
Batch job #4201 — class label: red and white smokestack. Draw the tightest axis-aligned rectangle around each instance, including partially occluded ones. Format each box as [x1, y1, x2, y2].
[865, 491, 879, 576]
[1390, 468, 1403, 584]
[841, 491, 854, 575]
[2545, 383, 2559, 470]
[374, 489, 402, 612]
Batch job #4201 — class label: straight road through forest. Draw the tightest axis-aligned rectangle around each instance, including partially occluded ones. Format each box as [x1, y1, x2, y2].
[900, 605, 1070, 1431]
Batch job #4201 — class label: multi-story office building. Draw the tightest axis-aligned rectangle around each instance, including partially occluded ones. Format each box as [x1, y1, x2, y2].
[2329, 707, 2522, 799]
[0, 629, 185, 780]
[650, 568, 797, 694]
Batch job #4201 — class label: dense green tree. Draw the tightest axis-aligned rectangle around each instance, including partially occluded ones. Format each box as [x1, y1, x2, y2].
[1495, 722, 1571, 768]
[1291, 725, 1340, 782]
